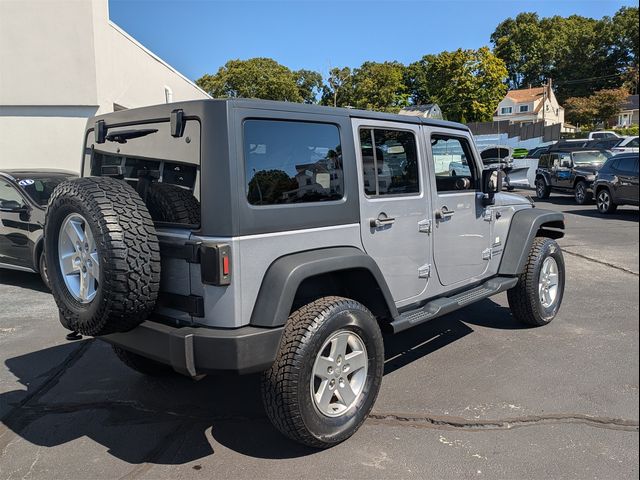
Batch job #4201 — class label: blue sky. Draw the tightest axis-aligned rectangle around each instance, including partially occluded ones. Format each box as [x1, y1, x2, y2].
[109, 0, 638, 82]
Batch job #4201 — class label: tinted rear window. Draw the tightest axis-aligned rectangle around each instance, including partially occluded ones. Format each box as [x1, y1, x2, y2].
[15, 175, 73, 206]
[244, 120, 343, 205]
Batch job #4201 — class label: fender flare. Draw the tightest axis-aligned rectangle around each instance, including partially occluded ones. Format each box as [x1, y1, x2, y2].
[498, 209, 565, 276]
[249, 246, 398, 328]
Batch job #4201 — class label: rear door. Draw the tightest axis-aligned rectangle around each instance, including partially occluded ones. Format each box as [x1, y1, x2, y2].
[353, 119, 430, 304]
[553, 152, 573, 189]
[425, 129, 493, 286]
[617, 156, 639, 203]
[0, 179, 33, 269]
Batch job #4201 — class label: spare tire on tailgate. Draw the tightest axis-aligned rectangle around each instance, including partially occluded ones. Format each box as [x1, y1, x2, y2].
[145, 182, 200, 225]
[45, 177, 161, 336]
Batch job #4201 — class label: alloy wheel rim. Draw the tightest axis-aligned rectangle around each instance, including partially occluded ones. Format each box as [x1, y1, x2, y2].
[58, 213, 100, 303]
[311, 330, 368, 418]
[537, 181, 545, 196]
[598, 191, 610, 211]
[576, 184, 585, 202]
[538, 257, 559, 309]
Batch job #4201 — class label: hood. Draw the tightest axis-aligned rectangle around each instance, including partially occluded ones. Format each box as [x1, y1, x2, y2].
[574, 163, 603, 176]
[493, 192, 533, 207]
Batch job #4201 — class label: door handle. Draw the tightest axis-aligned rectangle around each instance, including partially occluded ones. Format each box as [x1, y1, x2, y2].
[370, 213, 395, 228]
[435, 207, 455, 220]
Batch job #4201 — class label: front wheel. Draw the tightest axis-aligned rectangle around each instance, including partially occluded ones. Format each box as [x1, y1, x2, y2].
[39, 251, 50, 289]
[596, 188, 618, 214]
[535, 178, 551, 199]
[508, 237, 565, 326]
[261, 296, 384, 448]
[574, 181, 592, 205]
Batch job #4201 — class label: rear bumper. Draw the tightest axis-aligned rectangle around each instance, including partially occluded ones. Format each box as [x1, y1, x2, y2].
[101, 320, 284, 376]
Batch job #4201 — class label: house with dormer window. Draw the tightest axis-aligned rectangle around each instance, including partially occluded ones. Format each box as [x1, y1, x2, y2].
[493, 81, 565, 127]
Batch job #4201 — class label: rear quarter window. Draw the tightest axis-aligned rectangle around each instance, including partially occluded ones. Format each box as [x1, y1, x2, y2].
[243, 120, 343, 205]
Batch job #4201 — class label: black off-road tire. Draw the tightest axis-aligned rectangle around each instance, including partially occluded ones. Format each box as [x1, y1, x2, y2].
[112, 345, 173, 376]
[261, 296, 384, 448]
[145, 182, 200, 225]
[45, 177, 161, 336]
[596, 188, 618, 214]
[535, 177, 551, 199]
[574, 180, 592, 205]
[508, 237, 565, 327]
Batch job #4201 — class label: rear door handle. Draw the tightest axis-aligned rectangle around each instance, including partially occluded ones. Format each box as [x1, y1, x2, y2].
[435, 207, 455, 220]
[370, 214, 395, 228]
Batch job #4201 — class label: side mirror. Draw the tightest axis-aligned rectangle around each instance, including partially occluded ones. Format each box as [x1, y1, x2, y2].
[482, 168, 503, 205]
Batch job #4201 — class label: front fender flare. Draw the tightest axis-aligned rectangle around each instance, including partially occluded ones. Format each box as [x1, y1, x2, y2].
[498, 209, 565, 276]
[250, 247, 398, 328]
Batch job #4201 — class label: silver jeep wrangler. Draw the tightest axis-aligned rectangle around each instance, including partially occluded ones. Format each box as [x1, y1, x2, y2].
[45, 99, 566, 448]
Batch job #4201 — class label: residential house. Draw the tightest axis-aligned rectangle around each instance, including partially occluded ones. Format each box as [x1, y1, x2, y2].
[493, 82, 566, 129]
[616, 94, 639, 127]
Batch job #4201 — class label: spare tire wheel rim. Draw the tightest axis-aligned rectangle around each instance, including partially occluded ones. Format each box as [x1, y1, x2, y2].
[58, 213, 100, 303]
[311, 330, 368, 418]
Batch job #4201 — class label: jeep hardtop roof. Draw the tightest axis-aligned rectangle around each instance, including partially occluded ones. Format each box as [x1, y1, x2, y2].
[85, 98, 470, 132]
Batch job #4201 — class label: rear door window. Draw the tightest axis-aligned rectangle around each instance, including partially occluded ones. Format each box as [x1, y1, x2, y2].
[243, 120, 343, 205]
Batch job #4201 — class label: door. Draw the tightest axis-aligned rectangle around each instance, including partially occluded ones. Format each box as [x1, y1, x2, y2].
[553, 152, 574, 189]
[426, 131, 492, 286]
[616, 156, 639, 203]
[353, 119, 430, 304]
[0, 179, 33, 269]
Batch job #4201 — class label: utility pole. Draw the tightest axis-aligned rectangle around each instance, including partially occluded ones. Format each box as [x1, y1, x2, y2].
[542, 79, 547, 126]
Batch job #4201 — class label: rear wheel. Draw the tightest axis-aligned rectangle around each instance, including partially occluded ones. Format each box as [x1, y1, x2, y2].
[261, 296, 384, 448]
[574, 181, 592, 205]
[38, 251, 50, 289]
[535, 178, 550, 199]
[508, 237, 565, 326]
[596, 188, 618, 214]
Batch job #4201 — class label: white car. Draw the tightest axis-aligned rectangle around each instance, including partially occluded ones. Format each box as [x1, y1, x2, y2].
[611, 136, 639, 154]
[588, 131, 620, 140]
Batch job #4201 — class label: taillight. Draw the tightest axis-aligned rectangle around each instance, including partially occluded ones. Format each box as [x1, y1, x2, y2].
[200, 244, 231, 286]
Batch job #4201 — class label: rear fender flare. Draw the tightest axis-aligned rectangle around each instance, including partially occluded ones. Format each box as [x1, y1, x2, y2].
[249, 247, 398, 328]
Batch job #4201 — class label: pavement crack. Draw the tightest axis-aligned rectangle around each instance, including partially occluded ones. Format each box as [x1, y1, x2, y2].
[367, 412, 640, 432]
[563, 249, 639, 276]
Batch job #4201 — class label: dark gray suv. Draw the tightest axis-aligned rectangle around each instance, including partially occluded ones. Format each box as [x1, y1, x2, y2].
[593, 153, 639, 214]
[44, 99, 566, 448]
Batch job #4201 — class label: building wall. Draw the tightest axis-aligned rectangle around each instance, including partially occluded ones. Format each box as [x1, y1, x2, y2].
[0, 0, 209, 173]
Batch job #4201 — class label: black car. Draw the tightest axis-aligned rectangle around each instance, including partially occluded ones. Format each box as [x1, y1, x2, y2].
[592, 153, 639, 214]
[534, 149, 612, 204]
[0, 169, 77, 285]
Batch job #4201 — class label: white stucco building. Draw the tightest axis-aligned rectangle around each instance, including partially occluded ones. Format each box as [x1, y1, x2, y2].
[493, 82, 565, 128]
[0, 0, 210, 172]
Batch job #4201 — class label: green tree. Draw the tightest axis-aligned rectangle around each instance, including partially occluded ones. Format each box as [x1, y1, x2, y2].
[490, 8, 638, 101]
[247, 169, 297, 205]
[350, 61, 409, 112]
[565, 87, 628, 127]
[196, 58, 302, 102]
[564, 96, 597, 126]
[293, 69, 323, 104]
[320, 67, 353, 107]
[405, 48, 508, 122]
[591, 87, 628, 126]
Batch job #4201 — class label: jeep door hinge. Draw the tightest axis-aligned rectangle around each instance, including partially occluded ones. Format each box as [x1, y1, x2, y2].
[418, 264, 432, 279]
[482, 248, 493, 260]
[418, 219, 432, 234]
[483, 209, 494, 222]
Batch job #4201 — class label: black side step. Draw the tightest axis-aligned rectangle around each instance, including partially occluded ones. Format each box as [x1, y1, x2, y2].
[390, 276, 519, 333]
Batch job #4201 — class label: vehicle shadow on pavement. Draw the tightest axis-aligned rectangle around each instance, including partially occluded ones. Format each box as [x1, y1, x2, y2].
[0, 269, 49, 293]
[562, 207, 639, 221]
[0, 300, 516, 463]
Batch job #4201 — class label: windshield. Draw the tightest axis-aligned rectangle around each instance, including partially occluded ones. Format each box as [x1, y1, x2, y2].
[572, 151, 611, 165]
[15, 175, 73, 206]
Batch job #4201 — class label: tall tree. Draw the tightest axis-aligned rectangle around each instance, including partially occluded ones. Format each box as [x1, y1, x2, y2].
[491, 8, 639, 101]
[405, 48, 508, 122]
[293, 69, 323, 104]
[196, 58, 302, 102]
[320, 67, 353, 108]
[350, 61, 409, 112]
[564, 87, 628, 126]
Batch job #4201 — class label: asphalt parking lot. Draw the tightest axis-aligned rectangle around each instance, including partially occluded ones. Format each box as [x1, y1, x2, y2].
[1, 191, 638, 480]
